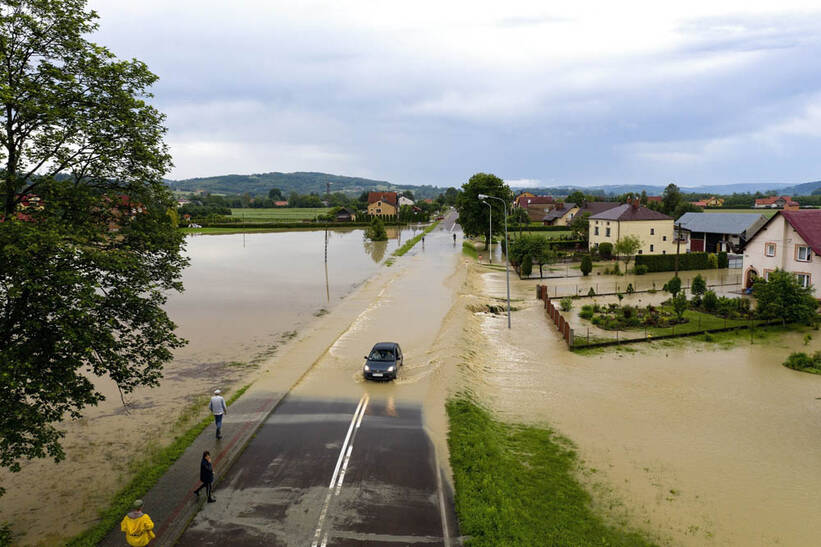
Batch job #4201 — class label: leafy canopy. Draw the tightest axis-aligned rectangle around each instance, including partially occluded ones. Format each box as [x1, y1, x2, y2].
[0, 0, 185, 478]
[455, 173, 513, 248]
[614, 234, 642, 269]
[753, 270, 818, 325]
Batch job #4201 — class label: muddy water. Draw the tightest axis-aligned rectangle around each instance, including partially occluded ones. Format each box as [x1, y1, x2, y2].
[460, 262, 821, 546]
[0, 225, 425, 546]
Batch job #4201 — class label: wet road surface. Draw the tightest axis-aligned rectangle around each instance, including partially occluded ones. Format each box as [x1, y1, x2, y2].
[177, 395, 455, 546]
[178, 212, 462, 546]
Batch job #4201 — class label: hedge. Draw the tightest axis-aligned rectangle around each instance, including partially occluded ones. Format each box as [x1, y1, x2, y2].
[509, 225, 572, 232]
[634, 251, 728, 273]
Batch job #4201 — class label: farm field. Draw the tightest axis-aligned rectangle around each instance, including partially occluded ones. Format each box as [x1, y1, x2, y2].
[230, 207, 331, 221]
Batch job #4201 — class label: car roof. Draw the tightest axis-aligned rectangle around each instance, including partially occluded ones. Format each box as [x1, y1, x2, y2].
[371, 342, 399, 351]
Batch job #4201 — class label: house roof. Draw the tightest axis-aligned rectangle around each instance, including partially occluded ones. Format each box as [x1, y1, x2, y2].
[781, 210, 821, 255]
[577, 201, 620, 216]
[519, 195, 554, 206]
[675, 212, 766, 235]
[589, 203, 672, 221]
[646, 196, 662, 202]
[755, 195, 799, 206]
[542, 203, 576, 221]
[368, 191, 397, 205]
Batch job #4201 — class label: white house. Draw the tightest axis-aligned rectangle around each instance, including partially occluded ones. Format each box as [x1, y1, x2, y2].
[398, 196, 415, 207]
[742, 210, 821, 296]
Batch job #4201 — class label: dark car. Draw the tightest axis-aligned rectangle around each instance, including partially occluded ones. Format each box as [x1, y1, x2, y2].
[363, 342, 403, 380]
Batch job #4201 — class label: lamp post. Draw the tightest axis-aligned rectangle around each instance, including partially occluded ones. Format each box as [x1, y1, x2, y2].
[481, 200, 492, 263]
[478, 193, 511, 328]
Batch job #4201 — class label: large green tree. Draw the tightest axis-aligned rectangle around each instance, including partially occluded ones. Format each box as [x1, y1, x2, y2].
[753, 270, 818, 325]
[455, 173, 513, 248]
[614, 234, 642, 271]
[0, 0, 186, 479]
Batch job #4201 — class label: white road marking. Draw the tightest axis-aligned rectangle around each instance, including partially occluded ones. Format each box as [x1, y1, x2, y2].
[335, 444, 354, 494]
[311, 394, 369, 547]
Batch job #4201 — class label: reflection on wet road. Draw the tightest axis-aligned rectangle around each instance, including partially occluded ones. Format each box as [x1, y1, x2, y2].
[178, 212, 462, 545]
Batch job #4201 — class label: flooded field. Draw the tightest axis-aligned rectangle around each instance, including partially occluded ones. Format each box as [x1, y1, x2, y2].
[0, 225, 423, 545]
[457, 262, 821, 546]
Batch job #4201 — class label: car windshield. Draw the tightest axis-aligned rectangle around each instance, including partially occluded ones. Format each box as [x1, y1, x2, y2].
[368, 349, 394, 361]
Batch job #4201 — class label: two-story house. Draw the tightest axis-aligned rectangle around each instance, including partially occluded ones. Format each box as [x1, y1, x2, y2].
[588, 200, 675, 255]
[741, 210, 821, 296]
[367, 191, 398, 217]
[753, 196, 799, 209]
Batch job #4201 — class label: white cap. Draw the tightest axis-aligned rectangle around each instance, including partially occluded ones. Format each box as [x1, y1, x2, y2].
[214, 389, 221, 395]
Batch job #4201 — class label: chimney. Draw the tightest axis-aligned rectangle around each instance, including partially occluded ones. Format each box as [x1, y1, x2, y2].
[631, 198, 639, 210]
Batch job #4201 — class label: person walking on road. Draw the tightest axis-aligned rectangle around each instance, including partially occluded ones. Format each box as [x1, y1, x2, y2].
[194, 451, 216, 503]
[120, 499, 155, 546]
[452, 233, 456, 243]
[210, 389, 227, 439]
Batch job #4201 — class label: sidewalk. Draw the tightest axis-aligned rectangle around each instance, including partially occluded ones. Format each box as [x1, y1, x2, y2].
[100, 264, 402, 547]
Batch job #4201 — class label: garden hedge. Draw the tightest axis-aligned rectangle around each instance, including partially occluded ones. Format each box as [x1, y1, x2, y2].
[509, 225, 573, 232]
[634, 251, 728, 272]
[192, 221, 403, 229]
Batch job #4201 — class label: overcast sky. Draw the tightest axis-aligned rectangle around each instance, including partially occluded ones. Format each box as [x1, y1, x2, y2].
[89, 0, 821, 188]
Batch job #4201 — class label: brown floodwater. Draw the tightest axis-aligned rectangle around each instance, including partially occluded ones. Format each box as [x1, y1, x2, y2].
[0, 225, 429, 545]
[459, 262, 821, 546]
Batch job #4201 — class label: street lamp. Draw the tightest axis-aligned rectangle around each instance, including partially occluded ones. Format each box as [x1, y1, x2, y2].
[478, 193, 511, 328]
[481, 200, 492, 264]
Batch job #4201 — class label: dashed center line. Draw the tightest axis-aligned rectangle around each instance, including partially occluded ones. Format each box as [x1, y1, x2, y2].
[311, 394, 369, 547]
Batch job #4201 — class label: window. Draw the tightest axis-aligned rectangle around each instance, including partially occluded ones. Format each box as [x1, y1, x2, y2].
[650, 228, 655, 235]
[662, 250, 666, 254]
[765, 243, 776, 257]
[796, 273, 811, 288]
[594, 226, 599, 236]
[662, 236, 667, 241]
[638, 250, 643, 254]
[650, 244, 654, 252]
[797, 246, 811, 262]
[605, 227, 611, 237]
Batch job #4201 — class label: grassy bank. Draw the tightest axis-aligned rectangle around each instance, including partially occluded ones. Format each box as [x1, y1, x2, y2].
[392, 221, 440, 257]
[447, 396, 656, 546]
[65, 384, 251, 547]
[230, 207, 330, 221]
[462, 241, 478, 260]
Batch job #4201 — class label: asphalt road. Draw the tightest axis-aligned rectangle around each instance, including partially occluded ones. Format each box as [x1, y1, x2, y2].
[177, 396, 456, 546]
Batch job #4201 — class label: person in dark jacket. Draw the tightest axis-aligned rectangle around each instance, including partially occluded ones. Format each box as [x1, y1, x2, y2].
[193, 451, 216, 502]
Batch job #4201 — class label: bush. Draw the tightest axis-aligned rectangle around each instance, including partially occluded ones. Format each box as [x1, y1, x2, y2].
[626, 283, 634, 294]
[598, 242, 613, 259]
[560, 297, 573, 312]
[703, 290, 718, 312]
[634, 264, 648, 275]
[579, 306, 594, 320]
[663, 276, 682, 297]
[580, 255, 593, 276]
[521, 255, 533, 276]
[365, 217, 388, 241]
[783, 351, 821, 372]
[691, 274, 707, 296]
[707, 253, 719, 269]
[587, 287, 596, 297]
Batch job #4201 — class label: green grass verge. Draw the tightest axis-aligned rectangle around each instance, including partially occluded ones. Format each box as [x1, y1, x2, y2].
[230, 207, 331, 221]
[447, 396, 657, 546]
[392, 221, 441, 257]
[462, 241, 478, 260]
[65, 384, 252, 547]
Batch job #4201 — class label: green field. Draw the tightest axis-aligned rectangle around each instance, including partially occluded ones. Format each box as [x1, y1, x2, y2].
[703, 208, 776, 218]
[515, 230, 572, 239]
[229, 208, 331, 221]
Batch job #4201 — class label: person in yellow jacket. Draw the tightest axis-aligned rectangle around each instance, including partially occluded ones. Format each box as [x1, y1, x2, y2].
[120, 499, 156, 546]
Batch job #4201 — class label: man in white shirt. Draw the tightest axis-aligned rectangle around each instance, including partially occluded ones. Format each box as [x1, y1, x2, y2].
[209, 389, 228, 439]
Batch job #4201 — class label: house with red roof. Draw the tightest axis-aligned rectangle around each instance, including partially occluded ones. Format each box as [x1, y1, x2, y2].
[588, 199, 675, 255]
[742, 210, 821, 295]
[753, 196, 799, 209]
[367, 191, 398, 217]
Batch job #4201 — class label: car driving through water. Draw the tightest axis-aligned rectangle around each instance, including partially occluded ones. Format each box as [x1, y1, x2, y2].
[363, 342, 403, 380]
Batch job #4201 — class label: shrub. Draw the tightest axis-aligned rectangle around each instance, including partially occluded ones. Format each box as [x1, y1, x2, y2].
[598, 242, 613, 259]
[672, 292, 688, 320]
[691, 274, 707, 296]
[634, 252, 728, 273]
[622, 306, 634, 319]
[580, 255, 593, 276]
[736, 298, 752, 315]
[634, 265, 648, 275]
[616, 292, 624, 302]
[663, 275, 682, 297]
[703, 290, 718, 312]
[626, 283, 634, 294]
[804, 334, 813, 346]
[560, 297, 573, 312]
[591, 315, 603, 326]
[587, 287, 596, 297]
[707, 253, 719, 269]
[611, 263, 621, 275]
[783, 352, 821, 372]
[579, 306, 594, 320]
[521, 255, 533, 276]
[691, 295, 702, 308]
[703, 333, 714, 342]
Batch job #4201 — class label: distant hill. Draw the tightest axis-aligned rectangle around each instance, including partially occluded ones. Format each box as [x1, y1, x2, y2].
[510, 182, 801, 196]
[167, 171, 447, 199]
[778, 180, 821, 196]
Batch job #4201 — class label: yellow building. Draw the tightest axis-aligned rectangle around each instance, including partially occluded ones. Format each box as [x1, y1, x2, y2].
[588, 202, 676, 255]
[367, 191, 398, 217]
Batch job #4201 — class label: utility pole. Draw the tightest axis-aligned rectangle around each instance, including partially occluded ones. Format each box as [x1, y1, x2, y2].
[675, 220, 681, 276]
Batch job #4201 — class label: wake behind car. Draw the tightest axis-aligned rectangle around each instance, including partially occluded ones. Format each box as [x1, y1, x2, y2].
[363, 342, 403, 380]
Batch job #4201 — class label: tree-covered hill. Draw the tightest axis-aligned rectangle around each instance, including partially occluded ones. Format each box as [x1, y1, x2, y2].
[167, 171, 446, 199]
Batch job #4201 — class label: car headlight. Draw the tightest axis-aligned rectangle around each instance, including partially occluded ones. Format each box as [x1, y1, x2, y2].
[364, 364, 370, 372]
[387, 365, 395, 372]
